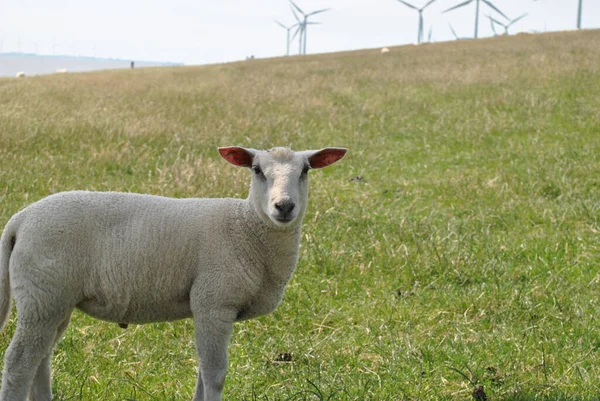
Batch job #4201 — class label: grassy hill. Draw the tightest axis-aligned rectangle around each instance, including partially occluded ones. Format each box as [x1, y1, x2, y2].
[1, 29, 599, 400]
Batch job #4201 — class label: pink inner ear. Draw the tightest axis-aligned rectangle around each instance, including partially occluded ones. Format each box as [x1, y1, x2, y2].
[309, 148, 347, 169]
[218, 147, 253, 167]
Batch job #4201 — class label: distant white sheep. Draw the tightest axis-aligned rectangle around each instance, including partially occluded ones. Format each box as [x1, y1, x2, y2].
[15, 72, 25, 78]
[55, 68, 68, 74]
[380, 47, 390, 54]
[0, 146, 347, 401]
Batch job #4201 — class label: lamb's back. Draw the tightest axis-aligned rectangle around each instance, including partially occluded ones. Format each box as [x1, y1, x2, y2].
[10, 191, 243, 323]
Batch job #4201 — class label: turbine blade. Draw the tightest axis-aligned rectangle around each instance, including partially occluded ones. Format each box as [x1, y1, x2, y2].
[291, 24, 303, 41]
[290, 6, 302, 22]
[307, 8, 331, 17]
[396, 0, 418, 10]
[289, 0, 305, 16]
[443, 0, 473, 13]
[423, 0, 438, 10]
[428, 25, 433, 41]
[487, 15, 504, 26]
[448, 22, 459, 39]
[482, 0, 509, 20]
[488, 16, 498, 35]
[274, 19, 287, 29]
[509, 13, 528, 26]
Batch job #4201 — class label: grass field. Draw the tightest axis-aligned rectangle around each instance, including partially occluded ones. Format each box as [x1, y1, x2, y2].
[1, 29, 600, 400]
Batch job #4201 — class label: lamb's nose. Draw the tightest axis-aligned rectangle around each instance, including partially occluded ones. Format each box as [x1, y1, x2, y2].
[275, 200, 295, 215]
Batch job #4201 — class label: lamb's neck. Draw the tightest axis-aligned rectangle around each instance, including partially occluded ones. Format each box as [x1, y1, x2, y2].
[236, 199, 302, 250]
[234, 200, 302, 279]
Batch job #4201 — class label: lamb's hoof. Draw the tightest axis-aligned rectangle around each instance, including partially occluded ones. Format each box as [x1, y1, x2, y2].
[118, 323, 129, 329]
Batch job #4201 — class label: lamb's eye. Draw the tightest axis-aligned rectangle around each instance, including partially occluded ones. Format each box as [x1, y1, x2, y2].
[301, 166, 310, 177]
[252, 166, 264, 177]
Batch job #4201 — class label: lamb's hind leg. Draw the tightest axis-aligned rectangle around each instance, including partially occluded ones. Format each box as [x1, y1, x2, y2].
[29, 311, 73, 401]
[0, 315, 66, 401]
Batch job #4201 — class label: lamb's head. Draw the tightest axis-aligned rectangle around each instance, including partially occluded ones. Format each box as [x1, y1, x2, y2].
[219, 146, 347, 228]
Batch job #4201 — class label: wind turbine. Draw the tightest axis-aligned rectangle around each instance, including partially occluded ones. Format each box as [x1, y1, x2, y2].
[395, 0, 438, 44]
[274, 20, 297, 56]
[443, 0, 508, 39]
[487, 13, 528, 35]
[289, 0, 330, 55]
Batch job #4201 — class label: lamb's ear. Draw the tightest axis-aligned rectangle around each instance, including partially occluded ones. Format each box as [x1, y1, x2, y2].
[306, 148, 347, 169]
[218, 146, 255, 168]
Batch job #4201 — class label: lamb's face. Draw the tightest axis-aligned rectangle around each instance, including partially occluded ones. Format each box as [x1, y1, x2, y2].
[249, 149, 309, 228]
[218, 146, 347, 229]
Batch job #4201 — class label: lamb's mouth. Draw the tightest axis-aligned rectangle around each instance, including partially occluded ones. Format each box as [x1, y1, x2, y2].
[273, 215, 295, 224]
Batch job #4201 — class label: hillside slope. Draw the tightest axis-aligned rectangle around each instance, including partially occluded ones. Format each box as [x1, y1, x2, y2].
[0, 29, 599, 400]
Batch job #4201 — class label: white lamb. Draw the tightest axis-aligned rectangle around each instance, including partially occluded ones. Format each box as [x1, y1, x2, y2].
[0, 146, 347, 401]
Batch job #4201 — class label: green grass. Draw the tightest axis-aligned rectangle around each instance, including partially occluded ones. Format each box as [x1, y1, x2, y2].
[1, 30, 600, 400]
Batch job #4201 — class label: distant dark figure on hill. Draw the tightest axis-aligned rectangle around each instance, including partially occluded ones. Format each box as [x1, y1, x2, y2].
[130, 61, 135, 69]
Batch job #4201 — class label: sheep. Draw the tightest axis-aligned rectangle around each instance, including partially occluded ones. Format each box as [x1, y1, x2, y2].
[55, 68, 68, 74]
[15, 72, 25, 78]
[0, 146, 347, 401]
[380, 47, 390, 54]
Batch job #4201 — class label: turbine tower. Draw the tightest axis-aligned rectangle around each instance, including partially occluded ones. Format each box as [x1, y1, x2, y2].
[443, 0, 508, 39]
[289, 0, 330, 55]
[577, 0, 583, 29]
[274, 20, 297, 56]
[290, 7, 305, 55]
[395, 0, 438, 44]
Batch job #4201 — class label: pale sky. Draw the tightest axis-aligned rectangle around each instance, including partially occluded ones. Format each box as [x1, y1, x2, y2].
[0, 0, 598, 65]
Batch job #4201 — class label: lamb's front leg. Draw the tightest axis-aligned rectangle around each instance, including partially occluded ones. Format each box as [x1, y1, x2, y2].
[192, 310, 235, 401]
